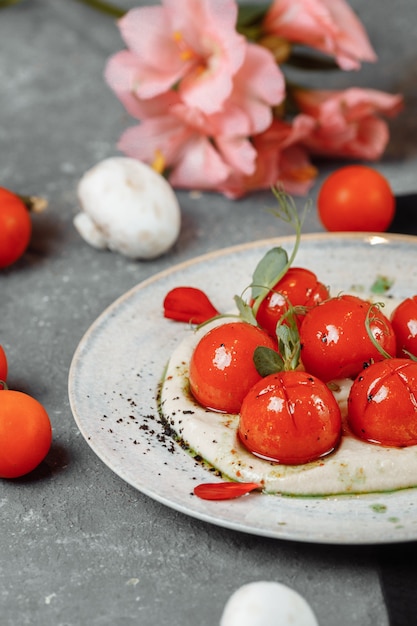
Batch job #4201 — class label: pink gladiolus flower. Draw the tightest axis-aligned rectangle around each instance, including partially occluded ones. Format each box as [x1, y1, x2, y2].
[105, 0, 246, 115]
[293, 87, 404, 160]
[263, 0, 377, 70]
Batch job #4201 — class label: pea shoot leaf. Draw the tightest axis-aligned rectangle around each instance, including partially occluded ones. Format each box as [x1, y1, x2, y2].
[253, 346, 284, 377]
[234, 295, 257, 325]
[277, 323, 301, 371]
[370, 275, 394, 294]
[251, 247, 288, 301]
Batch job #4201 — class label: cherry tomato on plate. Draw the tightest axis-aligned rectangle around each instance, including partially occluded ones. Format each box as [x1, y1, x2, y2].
[300, 294, 397, 382]
[254, 267, 329, 337]
[317, 166, 395, 232]
[0, 346, 7, 384]
[390, 295, 417, 358]
[238, 371, 342, 465]
[0, 187, 32, 269]
[189, 321, 277, 414]
[0, 390, 52, 478]
[348, 358, 417, 447]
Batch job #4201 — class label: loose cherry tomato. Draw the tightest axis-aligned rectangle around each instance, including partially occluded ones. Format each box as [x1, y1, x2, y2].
[300, 295, 397, 382]
[189, 321, 277, 414]
[390, 296, 417, 358]
[238, 371, 342, 465]
[254, 267, 330, 337]
[348, 358, 417, 447]
[0, 390, 52, 478]
[0, 187, 32, 269]
[0, 346, 7, 385]
[317, 166, 395, 232]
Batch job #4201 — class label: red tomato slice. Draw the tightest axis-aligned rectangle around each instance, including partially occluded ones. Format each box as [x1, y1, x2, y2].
[348, 358, 417, 447]
[189, 321, 277, 414]
[255, 267, 329, 336]
[300, 294, 397, 382]
[390, 295, 417, 358]
[238, 371, 342, 465]
[163, 286, 220, 324]
[194, 482, 260, 500]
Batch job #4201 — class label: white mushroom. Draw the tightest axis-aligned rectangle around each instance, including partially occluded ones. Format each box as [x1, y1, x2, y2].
[74, 157, 181, 260]
[220, 581, 319, 626]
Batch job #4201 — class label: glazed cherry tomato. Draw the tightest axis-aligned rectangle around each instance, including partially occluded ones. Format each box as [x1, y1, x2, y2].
[189, 321, 277, 414]
[0, 187, 32, 269]
[254, 267, 329, 337]
[300, 295, 397, 382]
[348, 358, 417, 447]
[390, 296, 417, 358]
[0, 390, 52, 478]
[238, 371, 342, 465]
[317, 166, 395, 232]
[0, 346, 7, 385]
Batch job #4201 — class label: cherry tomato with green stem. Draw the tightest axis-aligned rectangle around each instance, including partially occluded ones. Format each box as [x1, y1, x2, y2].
[189, 321, 277, 414]
[317, 166, 395, 232]
[0, 389, 52, 478]
[348, 358, 417, 447]
[390, 295, 417, 358]
[300, 295, 397, 382]
[238, 370, 342, 465]
[0, 187, 32, 269]
[254, 266, 329, 337]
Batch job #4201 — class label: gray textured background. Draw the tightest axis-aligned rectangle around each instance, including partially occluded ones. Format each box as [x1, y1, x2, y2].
[1, 1, 417, 624]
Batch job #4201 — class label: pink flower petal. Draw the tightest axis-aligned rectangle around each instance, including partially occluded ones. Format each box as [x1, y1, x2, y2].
[169, 136, 231, 189]
[263, 0, 376, 70]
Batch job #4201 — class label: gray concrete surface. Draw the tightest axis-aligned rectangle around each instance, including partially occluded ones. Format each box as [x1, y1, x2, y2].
[1, 0, 417, 624]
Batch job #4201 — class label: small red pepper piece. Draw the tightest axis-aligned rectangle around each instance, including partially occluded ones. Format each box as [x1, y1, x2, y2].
[163, 286, 220, 324]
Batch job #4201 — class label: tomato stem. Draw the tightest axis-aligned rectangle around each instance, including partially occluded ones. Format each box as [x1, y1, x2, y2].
[0, 380, 8, 390]
[19, 194, 48, 213]
[365, 303, 393, 360]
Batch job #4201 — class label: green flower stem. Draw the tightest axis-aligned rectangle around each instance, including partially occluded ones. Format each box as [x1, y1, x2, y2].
[74, 0, 125, 18]
[0, 0, 22, 7]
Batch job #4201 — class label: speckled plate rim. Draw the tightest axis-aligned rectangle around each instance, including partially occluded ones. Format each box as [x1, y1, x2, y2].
[68, 232, 417, 545]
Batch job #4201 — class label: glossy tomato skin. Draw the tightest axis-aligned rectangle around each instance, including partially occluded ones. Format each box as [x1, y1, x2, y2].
[0, 390, 52, 478]
[189, 321, 277, 414]
[348, 358, 417, 447]
[255, 267, 329, 337]
[300, 294, 397, 382]
[390, 296, 417, 358]
[238, 371, 342, 465]
[0, 346, 7, 385]
[0, 187, 32, 269]
[317, 166, 395, 232]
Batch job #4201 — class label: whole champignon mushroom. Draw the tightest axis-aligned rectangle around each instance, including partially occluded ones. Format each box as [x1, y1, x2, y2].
[220, 581, 319, 626]
[74, 157, 181, 260]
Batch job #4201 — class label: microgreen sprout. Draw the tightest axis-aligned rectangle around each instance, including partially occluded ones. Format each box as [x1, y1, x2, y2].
[253, 302, 302, 376]
[198, 188, 308, 331]
[250, 187, 308, 317]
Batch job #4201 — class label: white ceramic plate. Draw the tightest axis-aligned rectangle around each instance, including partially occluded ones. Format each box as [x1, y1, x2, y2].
[68, 233, 417, 544]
